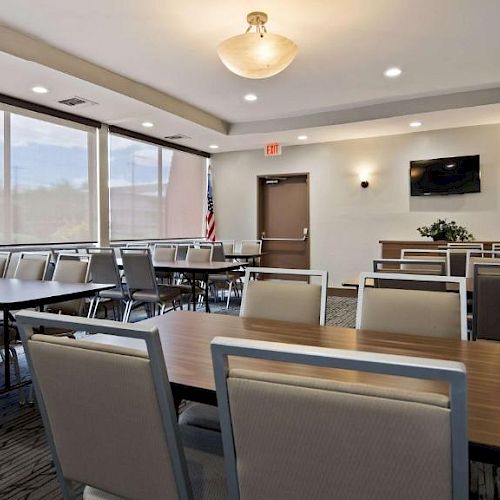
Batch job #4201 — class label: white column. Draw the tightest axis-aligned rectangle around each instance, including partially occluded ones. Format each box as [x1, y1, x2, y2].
[97, 125, 110, 246]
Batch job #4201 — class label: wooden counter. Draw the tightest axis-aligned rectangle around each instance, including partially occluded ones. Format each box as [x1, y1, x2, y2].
[380, 240, 500, 259]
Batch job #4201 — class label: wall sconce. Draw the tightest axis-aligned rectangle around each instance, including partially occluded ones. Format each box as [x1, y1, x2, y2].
[359, 173, 369, 188]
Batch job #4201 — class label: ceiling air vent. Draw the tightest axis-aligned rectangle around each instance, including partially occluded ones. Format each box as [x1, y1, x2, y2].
[164, 134, 191, 141]
[58, 96, 97, 107]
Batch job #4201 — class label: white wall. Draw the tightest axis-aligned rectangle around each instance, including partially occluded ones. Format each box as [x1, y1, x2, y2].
[212, 124, 500, 286]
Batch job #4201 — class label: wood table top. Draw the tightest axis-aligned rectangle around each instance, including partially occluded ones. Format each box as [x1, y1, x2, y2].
[116, 259, 242, 273]
[87, 310, 500, 449]
[0, 279, 114, 308]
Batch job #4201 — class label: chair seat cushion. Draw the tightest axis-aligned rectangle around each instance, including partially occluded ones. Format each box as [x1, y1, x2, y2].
[99, 289, 125, 300]
[131, 286, 181, 302]
[179, 403, 221, 432]
[83, 424, 227, 499]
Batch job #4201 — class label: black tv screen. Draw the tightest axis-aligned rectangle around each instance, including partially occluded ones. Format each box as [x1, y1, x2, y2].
[410, 155, 480, 196]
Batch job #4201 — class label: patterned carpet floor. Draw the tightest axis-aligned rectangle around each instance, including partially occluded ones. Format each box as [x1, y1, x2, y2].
[0, 296, 499, 499]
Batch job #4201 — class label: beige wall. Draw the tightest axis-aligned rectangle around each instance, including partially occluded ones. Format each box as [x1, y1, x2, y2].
[212, 123, 500, 286]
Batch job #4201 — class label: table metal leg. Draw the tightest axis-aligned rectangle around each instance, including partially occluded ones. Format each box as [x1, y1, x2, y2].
[204, 272, 211, 313]
[191, 273, 196, 311]
[3, 307, 10, 389]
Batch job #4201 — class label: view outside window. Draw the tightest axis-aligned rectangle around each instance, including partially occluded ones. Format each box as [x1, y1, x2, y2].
[1, 112, 96, 244]
[109, 134, 205, 240]
[0, 111, 4, 242]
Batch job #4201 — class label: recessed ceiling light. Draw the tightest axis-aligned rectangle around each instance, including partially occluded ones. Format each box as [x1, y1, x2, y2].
[297, 135, 308, 140]
[384, 67, 402, 78]
[31, 86, 49, 94]
[209, 144, 219, 149]
[409, 121, 422, 128]
[244, 93, 258, 102]
[142, 121, 154, 128]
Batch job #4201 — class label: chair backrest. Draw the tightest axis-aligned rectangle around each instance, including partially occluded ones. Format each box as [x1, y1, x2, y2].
[446, 249, 469, 277]
[186, 246, 213, 263]
[120, 248, 158, 294]
[0, 251, 11, 278]
[211, 337, 468, 500]
[221, 241, 235, 255]
[465, 250, 500, 278]
[14, 252, 51, 280]
[240, 240, 262, 254]
[87, 248, 123, 288]
[16, 311, 192, 500]
[492, 243, 500, 256]
[211, 242, 226, 262]
[447, 242, 484, 250]
[49, 255, 91, 315]
[153, 244, 177, 262]
[176, 244, 190, 261]
[373, 259, 446, 291]
[356, 272, 467, 340]
[240, 267, 328, 326]
[473, 263, 500, 341]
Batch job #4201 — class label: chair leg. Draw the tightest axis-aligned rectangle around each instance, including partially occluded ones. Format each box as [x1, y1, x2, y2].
[91, 297, 100, 319]
[123, 300, 132, 322]
[226, 281, 233, 309]
[9, 347, 26, 405]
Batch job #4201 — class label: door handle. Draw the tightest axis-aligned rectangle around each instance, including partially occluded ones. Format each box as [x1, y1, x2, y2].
[261, 228, 308, 242]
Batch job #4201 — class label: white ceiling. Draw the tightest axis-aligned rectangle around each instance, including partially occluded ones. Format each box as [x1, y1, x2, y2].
[1, 0, 500, 152]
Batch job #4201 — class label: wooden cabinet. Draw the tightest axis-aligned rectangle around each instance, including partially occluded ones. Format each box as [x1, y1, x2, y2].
[380, 240, 500, 259]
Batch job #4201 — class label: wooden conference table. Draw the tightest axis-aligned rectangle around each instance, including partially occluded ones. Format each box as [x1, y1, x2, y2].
[88, 310, 500, 464]
[116, 259, 243, 313]
[1, 279, 114, 392]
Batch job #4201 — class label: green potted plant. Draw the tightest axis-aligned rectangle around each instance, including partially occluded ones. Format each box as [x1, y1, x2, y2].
[417, 219, 474, 242]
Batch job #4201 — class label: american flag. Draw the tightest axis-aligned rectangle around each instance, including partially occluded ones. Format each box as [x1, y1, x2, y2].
[206, 168, 216, 241]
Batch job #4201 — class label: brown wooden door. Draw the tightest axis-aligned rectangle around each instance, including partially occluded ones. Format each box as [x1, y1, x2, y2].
[258, 174, 309, 271]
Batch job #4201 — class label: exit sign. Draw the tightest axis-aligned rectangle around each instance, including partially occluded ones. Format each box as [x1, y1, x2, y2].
[265, 143, 282, 157]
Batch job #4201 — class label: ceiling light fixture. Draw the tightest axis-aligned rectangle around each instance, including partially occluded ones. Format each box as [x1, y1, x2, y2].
[384, 67, 402, 78]
[142, 121, 154, 128]
[244, 93, 258, 102]
[32, 86, 49, 94]
[297, 135, 308, 140]
[209, 144, 219, 149]
[217, 11, 298, 79]
[409, 121, 422, 128]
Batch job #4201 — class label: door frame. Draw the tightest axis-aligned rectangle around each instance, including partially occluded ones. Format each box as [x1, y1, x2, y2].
[256, 172, 310, 270]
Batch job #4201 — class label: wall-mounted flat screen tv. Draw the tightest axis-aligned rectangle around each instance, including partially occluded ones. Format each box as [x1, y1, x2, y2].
[410, 155, 480, 196]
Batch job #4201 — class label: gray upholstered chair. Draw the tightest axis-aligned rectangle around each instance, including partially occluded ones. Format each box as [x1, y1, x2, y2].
[153, 244, 177, 262]
[180, 267, 328, 432]
[186, 246, 213, 263]
[14, 252, 51, 280]
[87, 248, 127, 320]
[472, 263, 500, 341]
[0, 251, 11, 278]
[46, 255, 91, 316]
[16, 311, 227, 500]
[356, 272, 468, 340]
[240, 267, 328, 326]
[120, 248, 182, 322]
[211, 337, 468, 500]
[465, 251, 500, 278]
[221, 241, 235, 256]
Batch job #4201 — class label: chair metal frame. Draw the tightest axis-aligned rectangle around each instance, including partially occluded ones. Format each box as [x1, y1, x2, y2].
[356, 272, 468, 340]
[211, 336, 468, 500]
[400, 249, 449, 274]
[241, 267, 328, 326]
[447, 242, 484, 251]
[16, 310, 193, 500]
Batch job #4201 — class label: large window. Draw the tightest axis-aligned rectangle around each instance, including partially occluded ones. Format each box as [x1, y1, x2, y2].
[0, 108, 96, 244]
[109, 134, 206, 240]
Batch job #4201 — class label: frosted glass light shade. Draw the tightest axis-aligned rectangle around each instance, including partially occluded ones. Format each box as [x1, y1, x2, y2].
[217, 32, 298, 79]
